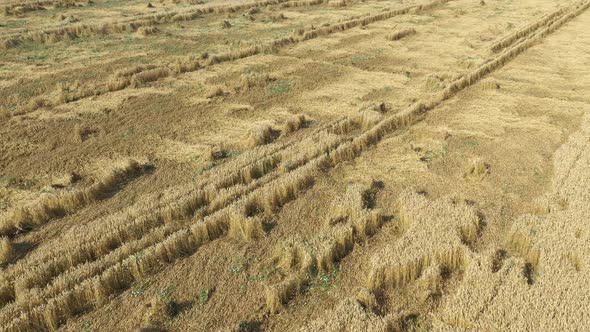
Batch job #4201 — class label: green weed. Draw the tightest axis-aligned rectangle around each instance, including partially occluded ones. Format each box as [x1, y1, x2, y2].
[266, 80, 292, 96]
[198, 289, 210, 305]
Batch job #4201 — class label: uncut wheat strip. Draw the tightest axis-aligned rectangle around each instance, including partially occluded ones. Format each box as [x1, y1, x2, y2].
[2, 0, 80, 15]
[2, 0, 77, 6]
[0, 0, 349, 42]
[207, 154, 282, 189]
[0, 159, 258, 294]
[1, 0, 283, 38]
[14, 165, 289, 303]
[0, 0, 268, 39]
[2, 156, 323, 331]
[281, 0, 325, 7]
[0, 155, 282, 298]
[0, 193, 213, 309]
[0, 164, 215, 272]
[0, 160, 145, 238]
[1, 192, 208, 303]
[0, 220, 192, 321]
[0, 187, 207, 274]
[0, 131, 347, 309]
[443, 0, 590, 102]
[0, 120, 344, 281]
[148, 117, 348, 191]
[45, 134, 346, 286]
[5, 127, 346, 322]
[279, 0, 373, 8]
[0, 127, 339, 314]
[196, 141, 294, 189]
[198, 116, 350, 180]
[175, 116, 350, 197]
[366, 1, 590, 160]
[0, 224, 176, 320]
[208, 135, 347, 212]
[0, 125, 345, 316]
[13, 0, 452, 114]
[489, 5, 569, 53]
[0, 227, 195, 324]
[195, 117, 351, 192]
[281, 132, 346, 171]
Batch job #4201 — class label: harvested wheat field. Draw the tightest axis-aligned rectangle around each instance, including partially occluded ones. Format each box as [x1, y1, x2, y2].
[1, 0, 590, 330]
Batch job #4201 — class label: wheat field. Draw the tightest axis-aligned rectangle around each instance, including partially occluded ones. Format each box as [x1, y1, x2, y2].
[1, 0, 590, 330]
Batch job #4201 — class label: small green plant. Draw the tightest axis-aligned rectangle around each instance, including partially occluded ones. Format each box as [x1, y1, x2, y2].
[314, 267, 341, 290]
[160, 284, 176, 300]
[464, 137, 479, 148]
[123, 127, 136, 138]
[130, 280, 151, 298]
[266, 80, 292, 96]
[198, 289, 210, 305]
[229, 257, 246, 275]
[228, 263, 244, 274]
[351, 54, 367, 65]
[419, 150, 435, 163]
[533, 167, 544, 182]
